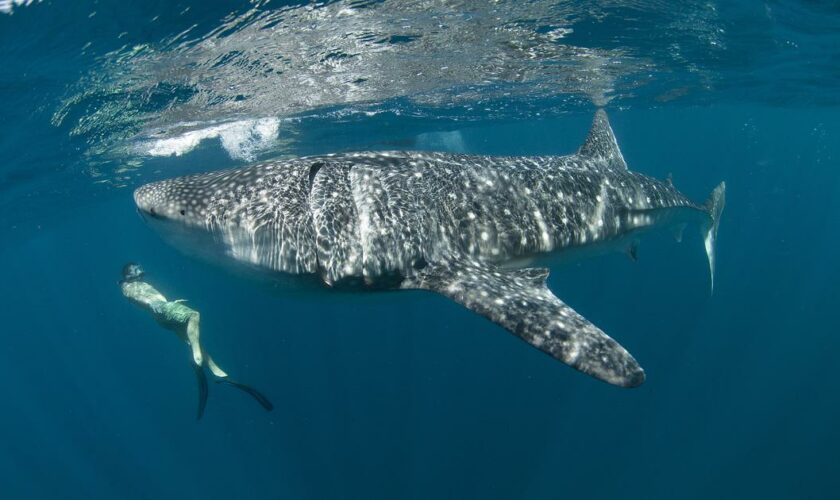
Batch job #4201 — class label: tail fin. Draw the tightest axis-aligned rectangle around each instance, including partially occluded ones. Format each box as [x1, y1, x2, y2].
[702, 182, 726, 294]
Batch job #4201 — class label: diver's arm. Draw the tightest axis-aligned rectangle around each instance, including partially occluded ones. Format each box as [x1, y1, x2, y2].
[186, 313, 204, 366]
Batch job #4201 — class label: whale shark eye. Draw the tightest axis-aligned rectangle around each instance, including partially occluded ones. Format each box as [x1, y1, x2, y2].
[180, 209, 186, 216]
[150, 207, 156, 215]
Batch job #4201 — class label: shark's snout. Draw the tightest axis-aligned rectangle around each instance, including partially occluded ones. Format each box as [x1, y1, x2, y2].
[133, 178, 208, 225]
[133, 185, 155, 216]
[133, 183, 172, 221]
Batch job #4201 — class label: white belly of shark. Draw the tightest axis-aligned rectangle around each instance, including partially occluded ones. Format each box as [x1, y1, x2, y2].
[134, 110, 725, 388]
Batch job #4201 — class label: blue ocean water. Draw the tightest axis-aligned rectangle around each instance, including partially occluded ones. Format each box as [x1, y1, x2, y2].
[1, 1, 839, 499]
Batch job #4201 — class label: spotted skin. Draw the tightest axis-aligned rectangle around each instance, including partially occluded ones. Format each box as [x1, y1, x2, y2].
[134, 110, 725, 387]
[405, 259, 645, 387]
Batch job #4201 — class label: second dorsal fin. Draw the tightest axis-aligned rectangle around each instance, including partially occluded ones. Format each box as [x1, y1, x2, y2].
[578, 109, 627, 170]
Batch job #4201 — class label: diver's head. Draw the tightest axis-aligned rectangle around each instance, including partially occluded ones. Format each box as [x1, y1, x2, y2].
[121, 263, 146, 283]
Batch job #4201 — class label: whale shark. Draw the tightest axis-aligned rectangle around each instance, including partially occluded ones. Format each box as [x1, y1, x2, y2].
[133, 110, 725, 388]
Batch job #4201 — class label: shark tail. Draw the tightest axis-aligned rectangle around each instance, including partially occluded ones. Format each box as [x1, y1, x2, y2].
[702, 181, 726, 294]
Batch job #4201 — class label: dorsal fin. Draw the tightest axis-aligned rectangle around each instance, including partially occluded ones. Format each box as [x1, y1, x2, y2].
[578, 109, 627, 170]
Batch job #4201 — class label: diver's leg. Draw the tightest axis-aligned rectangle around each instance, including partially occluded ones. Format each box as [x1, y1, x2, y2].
[206, 353, 272, 411]
[205, 353, 271, 410]
[186, 313, 203, 366]
[206, 354, 229, 378]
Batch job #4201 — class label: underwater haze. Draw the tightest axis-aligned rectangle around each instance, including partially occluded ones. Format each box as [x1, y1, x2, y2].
[1, 1, 839, 499]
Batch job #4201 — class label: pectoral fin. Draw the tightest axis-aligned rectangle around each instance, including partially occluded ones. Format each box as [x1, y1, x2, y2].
[403, 259, 645, 387]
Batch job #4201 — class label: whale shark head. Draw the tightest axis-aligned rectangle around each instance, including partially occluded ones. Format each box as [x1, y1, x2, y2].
[133, 173, 220, 229]
[133, 171, 237, 268]
[133, 167, 324, 288]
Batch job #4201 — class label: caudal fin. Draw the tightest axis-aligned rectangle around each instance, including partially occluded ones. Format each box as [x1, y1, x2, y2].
[703, 182, 726, 294]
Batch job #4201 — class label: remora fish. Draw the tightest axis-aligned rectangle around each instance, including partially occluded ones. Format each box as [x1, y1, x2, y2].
[134, 110, 725, 388]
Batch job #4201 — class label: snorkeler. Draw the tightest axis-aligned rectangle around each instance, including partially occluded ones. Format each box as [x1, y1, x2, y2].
[120, 263, 273, 420]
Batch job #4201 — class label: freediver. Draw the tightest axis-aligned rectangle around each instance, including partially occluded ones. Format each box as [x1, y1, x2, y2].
[120, 263, 273, 420]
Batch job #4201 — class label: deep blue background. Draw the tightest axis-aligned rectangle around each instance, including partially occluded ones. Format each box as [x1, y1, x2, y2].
[1, 106, 838, 499]
[2, 0, 840, 498]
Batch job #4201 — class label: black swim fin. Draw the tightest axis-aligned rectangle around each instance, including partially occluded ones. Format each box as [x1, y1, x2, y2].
[193, 363, 208, 420]
[215, 379, 274, 411]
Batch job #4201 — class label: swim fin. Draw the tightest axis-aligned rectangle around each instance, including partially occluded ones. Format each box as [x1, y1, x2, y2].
[215, 378, 274, 411]
[193, 363, 208, 420]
